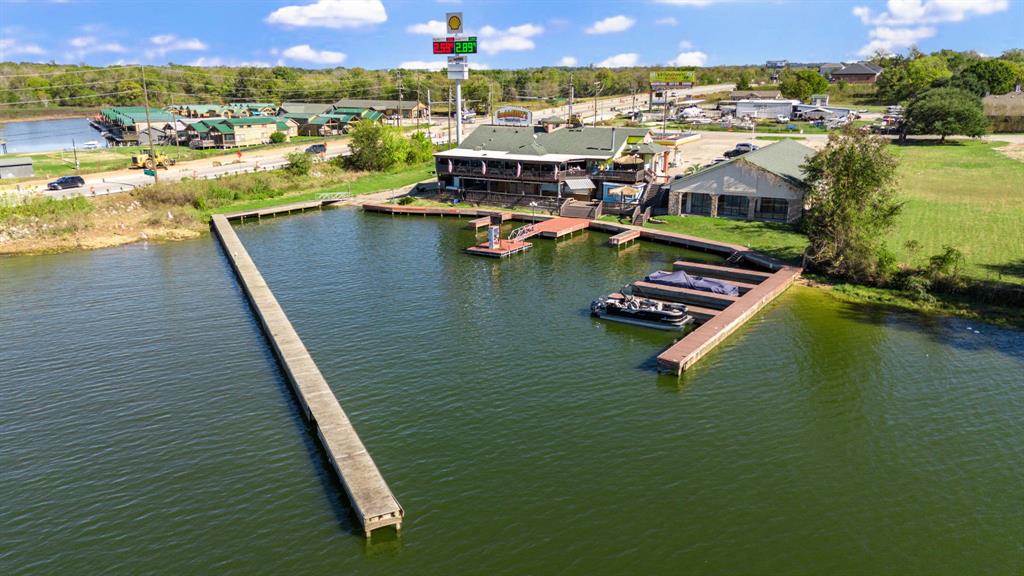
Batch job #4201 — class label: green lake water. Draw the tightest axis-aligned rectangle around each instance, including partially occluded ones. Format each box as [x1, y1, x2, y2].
[1, 208, 1022, 575]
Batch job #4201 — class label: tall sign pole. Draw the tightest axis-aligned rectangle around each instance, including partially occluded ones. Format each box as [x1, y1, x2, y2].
[433, 12, 473, 145]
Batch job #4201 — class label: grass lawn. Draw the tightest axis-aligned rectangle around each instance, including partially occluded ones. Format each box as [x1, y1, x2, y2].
[604, 214, 808, 262]
[756, 135, 807, 141]
[887, 140, 1024, 284]
[206, 161, 434, 216]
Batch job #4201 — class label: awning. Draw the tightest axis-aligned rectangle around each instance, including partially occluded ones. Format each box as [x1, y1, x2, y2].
[563, 177, 595, 191]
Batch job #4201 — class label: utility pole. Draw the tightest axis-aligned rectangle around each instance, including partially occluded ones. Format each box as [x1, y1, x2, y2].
[447, 84, 452, 148]
[140, 65, 158, 184]
[488, 83, 493, 124]
[663, 98, 669, 136]
[632, 86, 637, 114]
[72, 138, 79, 170]
[455, 80, 463, 144]
[397, 69, 403, 129]
[568, 73, 574, 123]
[593, 81, 602, 127]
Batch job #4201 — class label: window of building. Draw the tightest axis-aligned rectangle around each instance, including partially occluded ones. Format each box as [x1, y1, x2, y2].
[719, 195, 749, 218]
[688, 193, 712, 216]
[755, 197, 789, 221]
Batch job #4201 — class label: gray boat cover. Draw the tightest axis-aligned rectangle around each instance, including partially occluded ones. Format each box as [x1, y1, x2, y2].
[645, 270, 740, 296]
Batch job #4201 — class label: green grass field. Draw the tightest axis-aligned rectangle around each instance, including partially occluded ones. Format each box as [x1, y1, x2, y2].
[888, 140, 1024, 284]
[206, 161, 434, 216]
[603, 214, 809, 262]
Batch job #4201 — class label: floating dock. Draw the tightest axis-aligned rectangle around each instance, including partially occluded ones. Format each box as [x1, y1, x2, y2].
[211, 214, 403, 537]
[465, 238, 532, 257]
[361, 201, 801, 375]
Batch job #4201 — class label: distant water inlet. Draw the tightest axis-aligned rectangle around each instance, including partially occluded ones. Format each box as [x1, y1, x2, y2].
[0, 118, 101, 154]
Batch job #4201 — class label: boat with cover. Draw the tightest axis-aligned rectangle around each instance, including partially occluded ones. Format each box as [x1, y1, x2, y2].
[590, 294, 694, 331]
[645, 269, 739, 296]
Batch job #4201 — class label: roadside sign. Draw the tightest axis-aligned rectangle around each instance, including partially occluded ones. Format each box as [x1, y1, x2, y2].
[143, 169, 156, 177]
[433, 36, 477, 55]
[446, 12, 463, 34]
[494, 106, 532, 127]
[650, 70, 697, 88]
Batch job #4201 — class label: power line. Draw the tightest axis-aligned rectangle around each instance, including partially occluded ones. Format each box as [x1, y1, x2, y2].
[0, 79, 124, 92]
[0, 90, 139, 106]
[0, 65, 140, 78]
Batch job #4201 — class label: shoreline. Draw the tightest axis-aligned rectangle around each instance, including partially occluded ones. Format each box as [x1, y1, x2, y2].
[0, 113, 91, 124]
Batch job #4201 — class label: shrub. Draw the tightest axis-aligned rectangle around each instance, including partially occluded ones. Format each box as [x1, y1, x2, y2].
[269, 131, 287, 144]
[285, 151, 312, 176]
[396, 195, 415, 205]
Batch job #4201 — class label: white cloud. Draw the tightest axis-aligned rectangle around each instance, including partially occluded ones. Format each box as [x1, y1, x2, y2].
[66, 36, 126, 60]
[0, 38, 46, 58]
[397, 60, 488, 70]
[656, 17, 679, 26]
[558, 56, 578, 66]
[668, 50, 708, 66]
[280, 44, 346, 65]
[678, 39, 694, 49]
[857, 26, 936, 56]
[146, 34, 207, 59]
[266, 0, 386, 29]
[852, 0, 1009, 25]
[586, 15, 635, 34]
[406, 20, 447, 35]
[656, 0, 728, 5]
[596, 53, 638, 68]
[478, 23, 543, 54]
[189, 56, 271, 68]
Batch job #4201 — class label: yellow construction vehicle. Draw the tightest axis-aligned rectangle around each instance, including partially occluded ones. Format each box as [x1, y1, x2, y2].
[130, 151, 176, 170]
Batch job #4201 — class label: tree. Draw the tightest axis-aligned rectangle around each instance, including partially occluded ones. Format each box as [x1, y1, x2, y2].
[802, 129, 902, 283]
[779, 69, 829, 102]
[736, 70, 751, 91]
[905, 87, 989, 143]
[285, 152, 312, 176]
[960, 59, 1019, 95]
[347, 121, 410, 172]
[877, 55, 951, 103]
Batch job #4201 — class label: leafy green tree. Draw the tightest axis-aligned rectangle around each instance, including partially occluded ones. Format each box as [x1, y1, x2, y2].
[348, 121, 409, 172]
[905, 87, 989, 143]
[802, 129, 902, 283]
[736, 70, 751, 90]
[405, 132, 433, 164]
[285, 151, 312, 176]
[877, 55, 951, 103]
[779, 69, 829, 102]
[960, 59, 1019, 95]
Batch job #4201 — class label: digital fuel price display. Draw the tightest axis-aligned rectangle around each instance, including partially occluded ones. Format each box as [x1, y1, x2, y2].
[433, 37, 478, 55]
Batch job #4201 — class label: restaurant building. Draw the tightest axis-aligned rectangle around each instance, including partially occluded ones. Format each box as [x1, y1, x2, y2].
[434, 124, 670, 210]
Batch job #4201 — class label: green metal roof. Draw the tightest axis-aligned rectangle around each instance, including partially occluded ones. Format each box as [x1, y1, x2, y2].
[671, 139, 815, 190]
[275, 121, 290, 131]
[224, 116, 278, 126]
[454, 126, 651, 159]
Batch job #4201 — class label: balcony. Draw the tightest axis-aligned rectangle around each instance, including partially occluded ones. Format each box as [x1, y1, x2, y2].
[596, 168, 648, 183]
[436, 163, 587, 183]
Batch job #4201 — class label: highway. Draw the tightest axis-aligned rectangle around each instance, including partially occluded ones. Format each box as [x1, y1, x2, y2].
[6, 85, 736, 200]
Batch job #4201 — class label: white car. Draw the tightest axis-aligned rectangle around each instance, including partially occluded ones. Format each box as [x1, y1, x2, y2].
[775, 115, 790, 123]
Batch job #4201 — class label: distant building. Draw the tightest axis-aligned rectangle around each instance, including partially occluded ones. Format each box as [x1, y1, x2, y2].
[434, 125, 670, 207]
[184, 117, 282, 149]
[667, 139, 815, 223]
[809, 94, 829, 106]
[729, 90, 782, 100]
[0, 156, 33, 179]
[278, 102, 334, 116]
[818, 63, 844, 78]
[983, 91, 1024, 133]
[830, 62, 882, 84]
[766, 60, 788, 69]
[332, 98, 428, 119]
[735, 99, 798, 118]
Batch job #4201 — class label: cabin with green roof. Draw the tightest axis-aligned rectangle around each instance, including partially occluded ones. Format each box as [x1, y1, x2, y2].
[667, 139, 815, 223]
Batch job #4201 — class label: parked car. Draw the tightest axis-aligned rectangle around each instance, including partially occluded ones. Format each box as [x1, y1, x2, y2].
[723, 143, 758, 158]
[47, 175, 85, 190]
[305, 143, 327, 155]
[775, 115, 790, 123]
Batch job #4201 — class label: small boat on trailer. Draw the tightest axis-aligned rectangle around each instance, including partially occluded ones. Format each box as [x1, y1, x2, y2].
[590, 294, 694, 331]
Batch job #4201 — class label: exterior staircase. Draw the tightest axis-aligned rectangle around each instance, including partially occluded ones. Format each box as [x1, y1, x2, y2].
[560, 198, 603, 219]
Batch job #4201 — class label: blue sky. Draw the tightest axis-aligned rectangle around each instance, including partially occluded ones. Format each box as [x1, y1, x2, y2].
[1, 0, 1021, 69]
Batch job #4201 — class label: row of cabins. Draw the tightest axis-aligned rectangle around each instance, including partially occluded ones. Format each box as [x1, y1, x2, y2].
[95, 98, 421, 148]
[434, 122, 817, 224]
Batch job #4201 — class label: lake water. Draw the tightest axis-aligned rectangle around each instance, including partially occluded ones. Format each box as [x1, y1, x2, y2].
[0, 118, 102, 154]
[1, 208, 1022, 575]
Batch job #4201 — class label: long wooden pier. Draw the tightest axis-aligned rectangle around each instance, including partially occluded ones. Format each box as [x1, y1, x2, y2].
[211, 214, 403, 537]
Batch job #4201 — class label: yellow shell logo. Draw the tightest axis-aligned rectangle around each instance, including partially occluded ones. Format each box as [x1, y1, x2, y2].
[447, 14, 462, 31]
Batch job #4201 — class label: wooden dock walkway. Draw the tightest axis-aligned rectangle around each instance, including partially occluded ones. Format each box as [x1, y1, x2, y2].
[655, 264, 802, 375]
[608, 229, 640, 247]
[211, 214, 403, 537]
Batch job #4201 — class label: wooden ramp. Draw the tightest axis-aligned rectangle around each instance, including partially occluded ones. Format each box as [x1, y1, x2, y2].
[608, 229, 640, 247]
[211, 214, 403, 537]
